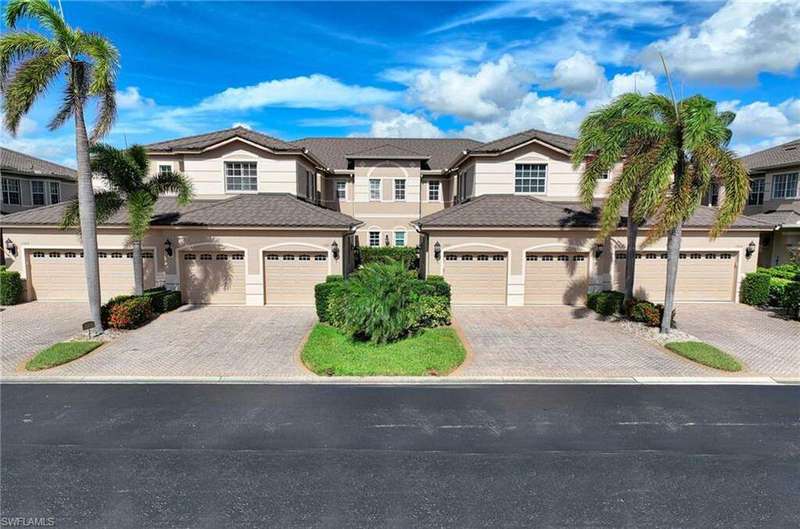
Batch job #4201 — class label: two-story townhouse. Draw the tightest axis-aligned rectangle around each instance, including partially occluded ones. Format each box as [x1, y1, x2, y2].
[1, 126, 771, 307]
[737, 139, 800, 267]
[1, 148, 78, 215]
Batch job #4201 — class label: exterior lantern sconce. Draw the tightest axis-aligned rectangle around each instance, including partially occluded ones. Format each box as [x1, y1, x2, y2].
[385, 234, 390, 247]
[331, 240, 340, 260]
[594, 243, 604, 259]
[4, 238, 17, 257]
[164, 239, 173, 257]
[434, 241, 442, 260]
[745, 240, 756, 259]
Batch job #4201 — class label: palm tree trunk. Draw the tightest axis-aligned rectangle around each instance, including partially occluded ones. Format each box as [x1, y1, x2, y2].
[660, 222, 682, 333]
[623, 199, 639, 303]
[74, 100, 104, 333]
[132, 240, 144, 296]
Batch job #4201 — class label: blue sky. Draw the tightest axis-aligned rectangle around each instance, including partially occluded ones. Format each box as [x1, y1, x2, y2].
[3, 0, 799, 167]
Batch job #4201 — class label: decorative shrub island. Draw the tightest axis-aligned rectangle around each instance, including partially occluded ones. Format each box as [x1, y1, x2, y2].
[101, 286, 183, 329]
[303, 262, 465, 376]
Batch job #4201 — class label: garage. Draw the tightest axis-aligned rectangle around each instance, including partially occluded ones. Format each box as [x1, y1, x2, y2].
[180, 251, 245, 304]
[524, 252, 589, 305]
[443, 252, 507, 305]
[615, 251, 737, 302]
[28, 249, 155, 302]
[264, 252, 329, 305]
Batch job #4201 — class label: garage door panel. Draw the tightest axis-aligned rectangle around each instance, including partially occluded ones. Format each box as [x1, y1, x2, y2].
[524, 253, 588, 305]
[264, 253, 328, 305]
[444, 253, 507, 305]
[181, 252, 245, 305]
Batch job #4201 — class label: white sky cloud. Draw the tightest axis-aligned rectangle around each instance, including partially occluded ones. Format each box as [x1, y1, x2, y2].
[719, 98, 800, 154]
[364, 108, 444, 138]
[115, 87, 156, 110]
[608, 70, 657, 98]
[549, 52, 607, 98]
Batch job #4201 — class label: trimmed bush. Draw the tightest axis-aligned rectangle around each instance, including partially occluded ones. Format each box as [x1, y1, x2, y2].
[326, 287, 349, 329]
[625, 298, 676, 328]
[782, 282, 800, 320]
[108, 297, 154, 329]
[586, 290, 625, 316]
[0, 266, 23, 305]
[101, 294, 135, 326]
[740, 272, 771, 306]
[757, 264, 800, 281]
[414, 295, 451, 329]
[423, 276, 451, 301]
[358, 246, 419, 270]
[148, 290, 182, 313]
[768, 277, 793, 306]
[314, 275, 346, 322]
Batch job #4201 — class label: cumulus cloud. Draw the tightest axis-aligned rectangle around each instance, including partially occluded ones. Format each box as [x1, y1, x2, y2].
[608, 70, 658, 98]
[365, 108, 444, 138]
[231, 122, 252, 130]
[719, 98, 800, 154]
[549, 52, 607, 98]
[641, 0, 800, 83]
[115, 87, 156, 110]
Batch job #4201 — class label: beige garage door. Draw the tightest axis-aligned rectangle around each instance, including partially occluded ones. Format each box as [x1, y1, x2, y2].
[28, 249, 155, 302]
[615, 251, 737, 302]
[525, 252, 589, 305]
[181, 251, 245, 305]
[443, 252, 507, 305]
[264, 252, 329, 305]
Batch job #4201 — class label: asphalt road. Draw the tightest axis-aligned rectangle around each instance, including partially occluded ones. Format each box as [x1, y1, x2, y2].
[1, 383, 798, 529]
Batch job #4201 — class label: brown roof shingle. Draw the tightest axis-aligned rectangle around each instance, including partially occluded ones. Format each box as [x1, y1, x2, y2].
[467, 129, 578, 155]
[738, 139, 800, 172]
[144, 126, 303, 153]
[1, 147, 77, 180]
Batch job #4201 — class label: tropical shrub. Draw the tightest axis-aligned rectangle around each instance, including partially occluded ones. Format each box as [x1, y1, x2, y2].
[358, 246, 419, 270]
[107, 297, 154, 329]
[314, 276, 346, 322]
[414, 295, 451, 329]
[586, 290, 625, 316]
[0, 266, 23, 305]
[101, 294, 135, 326]
[422, 275, 451, 301]
[624, 298, 676, 328]
[757, 264, 800, 281]
[768, 277, 793, 306]
[782, 282, 800, 320]
[147, 290, 182, 313]
[326, 287, 349, 329]
[740, 272, 771, 306]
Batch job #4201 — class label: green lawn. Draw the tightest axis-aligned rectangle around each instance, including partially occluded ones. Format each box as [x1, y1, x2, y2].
[302, 324, 466, 376]
[26, 341, 103, 371]
[664, 341, 743, 372]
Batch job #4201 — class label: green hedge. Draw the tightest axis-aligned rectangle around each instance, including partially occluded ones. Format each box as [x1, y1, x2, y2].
[783, 282, 800, 320]
[101, 287, 182, 326]
[358, 246, 419, 270]
[757, 264, 800, 281]
[586, 290, 625, 316]
[740, 272, 771, 306]
[314, 275, 346, 322]
[108, 297, 154, 329]
[0, 266, 23, 305]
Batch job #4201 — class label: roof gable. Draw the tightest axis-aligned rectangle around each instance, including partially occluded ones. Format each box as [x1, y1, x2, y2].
[739, 138, 800, 172]
[1, 147, 77, 180]
[144, 127, 301, 154]
[345, 143, 429, 159]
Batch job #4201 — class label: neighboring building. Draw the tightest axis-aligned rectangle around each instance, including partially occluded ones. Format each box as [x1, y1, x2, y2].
[1, 126, 771, 307]
[738, 139, 800, 267]
[1, 147, 77, 215]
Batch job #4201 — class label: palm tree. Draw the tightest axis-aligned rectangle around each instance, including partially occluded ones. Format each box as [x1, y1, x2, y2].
[62, 144, 193, 295]
[1, 0, 119, 331]
[572, 93, 673, 303]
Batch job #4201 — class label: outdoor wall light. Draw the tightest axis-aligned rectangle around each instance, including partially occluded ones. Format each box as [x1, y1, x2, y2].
[164, 239, 173, 257]
[594, 243, 604, 259]
[434, 241, 442, 260]
[745, 240, 756, 259]
[384, 234, 390, 247]
[4, 238, 17, 257]
[331, 240, 340, 260]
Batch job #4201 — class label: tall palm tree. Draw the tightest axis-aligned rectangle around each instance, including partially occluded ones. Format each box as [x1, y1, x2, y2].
[572, 93, 673, 303]
[62, 144, 193, 295]
[1, 0, 119, 330]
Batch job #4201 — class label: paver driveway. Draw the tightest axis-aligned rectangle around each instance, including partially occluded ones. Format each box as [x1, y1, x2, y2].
[677, 304, 800, 378]
[14, 305, 316, 378]
[1, 302, 90, 374]
[453, 306, 712, 377]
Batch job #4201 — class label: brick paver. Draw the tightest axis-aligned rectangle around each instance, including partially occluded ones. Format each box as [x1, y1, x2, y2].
[677, 304, 800, 378]
[454, 306, 713, 377]
[1, 302, 90, 374]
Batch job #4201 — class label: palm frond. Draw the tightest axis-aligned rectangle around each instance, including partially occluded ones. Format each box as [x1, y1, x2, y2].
[706, 146, 749, 238]
[47, 60, 89, 130]
[147, 170, 194, 206]
[0, 31, 53, 89]
[59, 199, 80, 230]
[126, 145, 149, 175]
[4, 0, 69, 40]
[89, 143, 141, 193]
[126, 190, 155, 241]
[76, 32, 119, 141]
[2, 50, 66, 134]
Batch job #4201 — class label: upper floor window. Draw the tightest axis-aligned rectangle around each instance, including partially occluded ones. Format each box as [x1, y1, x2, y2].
[224, 161, 257, 193]
[31, 180, 45, 206]
[515, 164, 546, 194]
[394, 231, 406, 247]
[335, 180, 347, 200]
[394, 179, 406, 201]
[158, 164, 172, 177]
[428, 180, 440, 201]
[772, 172, 798, 199]
[49, 181, 60, 204]
[748, 178, 765, 206]
[369, 179, 381, 201]
[368, 231, 380, 247]
[2, 177, 20, 205]
[599, 171, 610, 179]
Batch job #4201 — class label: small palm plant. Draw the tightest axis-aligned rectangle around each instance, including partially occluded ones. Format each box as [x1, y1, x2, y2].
[1, 0, 119, 330]
[61, 144, 193, 295]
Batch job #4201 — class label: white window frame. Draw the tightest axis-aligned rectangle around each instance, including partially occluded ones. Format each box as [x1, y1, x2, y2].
[394, 178, 406, 201]
[2, 177, 21, 205]
[335, 179, 347, 201]
[157, 164, 172, 177]
[224, 161, 258, 193]
[394, 231, 406, 247]
[748, 177, 765, 206]
[369, 179, 381, 201]
[427, 180, 441, 202]
[368, 231, 380, 247]
[48, 181, 60, 204]
[772, 172, 798, 199]
[30, 180, 46, 206]
[514, 163, 547, 194]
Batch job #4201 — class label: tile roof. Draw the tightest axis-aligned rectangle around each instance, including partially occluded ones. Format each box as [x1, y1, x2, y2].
[746, 201, 800, 227]
[415, 194, 772, 230]
[291, 137, 482, 171]
[1, 147, 77, 180]
[738, 139, 800, 172]
[144, 126, 302, 153]
[345, 143, 430, 159]
[467, 129, 578, 155]
[0, 193, 361, 229]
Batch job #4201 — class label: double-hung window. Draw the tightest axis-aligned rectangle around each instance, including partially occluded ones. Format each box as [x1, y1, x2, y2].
[335, 180, 347, 200]
[772, 173, 798, 199]
[49, 181, 60, 204]
[394, 231, 406, 247]
[515, 164, 547, 193]
[225, 161, 258, 192]
[368, 231, 380, 247]
[158, 164, 172, 177]
[31, 181, 46, 206]
[369, 179, 381, 201]
[748, 178, 765, 206]
[2, 178, 21, 205]
[394, 179, 406, 201]
[428, 180, 440, 201]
